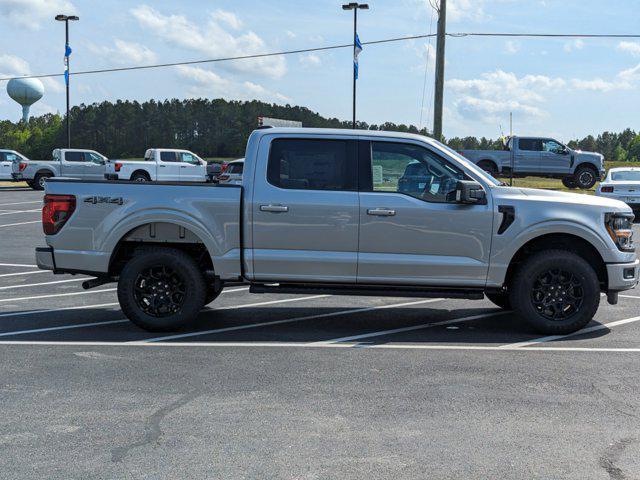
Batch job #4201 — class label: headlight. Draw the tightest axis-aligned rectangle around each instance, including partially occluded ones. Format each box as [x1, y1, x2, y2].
[605, 212, 635, 252]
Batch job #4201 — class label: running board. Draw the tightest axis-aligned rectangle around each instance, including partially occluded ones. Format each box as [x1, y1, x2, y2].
[249, 283, 484, 300]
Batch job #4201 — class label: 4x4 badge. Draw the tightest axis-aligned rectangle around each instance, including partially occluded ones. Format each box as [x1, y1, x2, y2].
[83, 196, 124, 205]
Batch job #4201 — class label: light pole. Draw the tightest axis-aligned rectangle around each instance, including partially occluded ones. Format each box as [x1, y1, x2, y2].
[55, 14, 79, 148]
[342, 2, 368, 129]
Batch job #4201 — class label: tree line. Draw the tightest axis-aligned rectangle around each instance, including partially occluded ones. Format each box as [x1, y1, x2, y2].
[1, 98, 639, 162]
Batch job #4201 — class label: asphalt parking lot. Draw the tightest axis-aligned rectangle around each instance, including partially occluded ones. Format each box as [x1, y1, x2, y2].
[1, 184, 640, 479]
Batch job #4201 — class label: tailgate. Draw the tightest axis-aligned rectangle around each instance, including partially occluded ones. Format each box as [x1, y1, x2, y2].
[43, 179, 242, 278]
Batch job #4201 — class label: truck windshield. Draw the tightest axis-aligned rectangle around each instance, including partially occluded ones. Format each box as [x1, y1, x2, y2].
[432, 142, 501, 187]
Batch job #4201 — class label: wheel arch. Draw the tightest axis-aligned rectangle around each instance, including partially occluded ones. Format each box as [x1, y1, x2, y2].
[130, 169, 151, 180]
[477, 159, 499, 172]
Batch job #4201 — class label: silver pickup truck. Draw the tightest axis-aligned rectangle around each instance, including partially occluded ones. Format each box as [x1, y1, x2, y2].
[460, 136, 605, 189]
[36, 128, 638, 335]
[12, 148, 107, 190]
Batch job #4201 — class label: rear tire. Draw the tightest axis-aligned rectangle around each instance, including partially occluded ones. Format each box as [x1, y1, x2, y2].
[117, 247, 206, 331]
[33, 172, 52, 190]
[574, 166, 598, 189]
[485, 291, 511, 310]
[509, 249, 600, 335]
[561, 177, 577, 189]
[131, 171, 150, 182]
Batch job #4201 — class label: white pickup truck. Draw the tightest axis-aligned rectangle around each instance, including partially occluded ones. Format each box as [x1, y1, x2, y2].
[104, 148, 207, 182]
[0, 149, 27, 181]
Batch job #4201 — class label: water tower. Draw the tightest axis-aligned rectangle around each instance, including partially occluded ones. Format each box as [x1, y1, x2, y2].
[6, 78, 44, 122]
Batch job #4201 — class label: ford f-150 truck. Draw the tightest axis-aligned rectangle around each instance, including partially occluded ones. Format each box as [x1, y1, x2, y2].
[460, 136, 605, 189]
[104, 148, 207, 182]
[0, 149, 27, 181]
[36, 128, 638, 335]
[12, 148, 107, 190]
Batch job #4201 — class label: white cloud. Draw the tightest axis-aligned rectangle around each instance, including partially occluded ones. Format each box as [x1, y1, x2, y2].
[447, 0, 489, 22]
[299, 53, 321, 67]
[211, 9, 242, 30]
[88, 39, 157, 65]
[0, 53, 63, 93]
[563, 39, 584, 53]
[504, 40, 520, 54]
[0, 0, 76, 30]
[285, 30, 296, 39]
[570, 78, 622, 92]
[617, 41, 640, 56]
[131, 5, 286, 79]
[175, 65, 290, 104]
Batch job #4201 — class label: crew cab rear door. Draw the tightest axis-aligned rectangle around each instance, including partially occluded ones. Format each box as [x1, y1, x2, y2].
[157, 151, 181, 181]
[357, 139, 493, 287]
[514, 138, 541, 173]
[250, 135, 359, 282]
[61, 150, 87, 178]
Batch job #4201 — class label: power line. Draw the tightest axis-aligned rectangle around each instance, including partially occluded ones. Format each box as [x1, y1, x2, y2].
[2, 31, 640, 82]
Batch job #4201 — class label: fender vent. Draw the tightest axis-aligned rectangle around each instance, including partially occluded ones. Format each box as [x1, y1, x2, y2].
[497, 205, 515, 235]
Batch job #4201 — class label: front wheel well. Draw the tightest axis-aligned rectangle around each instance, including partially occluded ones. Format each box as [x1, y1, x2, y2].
[504, 233, 608, 290]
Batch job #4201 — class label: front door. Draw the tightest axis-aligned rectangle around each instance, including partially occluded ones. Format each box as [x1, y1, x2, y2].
[157, 151, 181, 181]
[251, 136, 359, 282]
[540, 139, 571, 175]
[514, 138, 541, 174]
[178, 152, 205, 182]
[84, 152, 106, 180]
[357, 140, 494, 287]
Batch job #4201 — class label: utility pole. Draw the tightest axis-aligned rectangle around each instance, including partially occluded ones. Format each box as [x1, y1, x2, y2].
[433, 0, 446, 141]
[55, 14, 79, 148]
[342, 2, 368, 129]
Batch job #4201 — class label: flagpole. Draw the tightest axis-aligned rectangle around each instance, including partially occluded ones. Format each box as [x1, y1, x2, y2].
[55, 14, 79, 148]
[342, 3, 368, 130]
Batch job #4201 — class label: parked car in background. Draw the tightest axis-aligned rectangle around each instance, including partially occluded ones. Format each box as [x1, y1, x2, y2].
[37, 128, 637, 336]
[596, 167, 640, 212]
[0, 149, 28, 181]
[104, 148, 207, 182]
[217, 158, 244, 185]
[459, 136, 605, 189]
[206, 162, 223, 183]
[12, 148, 107, 190]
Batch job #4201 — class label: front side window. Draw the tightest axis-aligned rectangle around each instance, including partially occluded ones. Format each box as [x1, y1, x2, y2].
[180, 152, 200, 164]
[86, 152, 104, 164]
[371, 142, 466, 203]
[542, 140, 565, 154]
[65, 151, 85, 162]
[267, 138, 356, 191]
[5, 153, 19, 162]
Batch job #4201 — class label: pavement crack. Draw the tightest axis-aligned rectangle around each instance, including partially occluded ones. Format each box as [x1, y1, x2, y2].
[599, 437, 635, 480]
[111, 393, 199, 463]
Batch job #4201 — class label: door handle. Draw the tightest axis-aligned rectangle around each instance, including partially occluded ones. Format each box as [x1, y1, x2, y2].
[180, 165, 187, 168]
[260, 204, 289, 213]
[159, 165, 166, 168]
[367, 208, 396, 216]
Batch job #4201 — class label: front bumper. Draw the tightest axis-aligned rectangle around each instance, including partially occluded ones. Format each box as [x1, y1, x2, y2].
[607, 258, 639, 291]
[104, 173, 119, 180]
[35, 246, 55, 271]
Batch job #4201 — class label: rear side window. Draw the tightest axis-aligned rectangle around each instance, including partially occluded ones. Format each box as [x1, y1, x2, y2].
[160, 151, 178, 162]
[65, 151, 85, 162]
[518, 139, 542, 151]
[267, 139, 356, 191]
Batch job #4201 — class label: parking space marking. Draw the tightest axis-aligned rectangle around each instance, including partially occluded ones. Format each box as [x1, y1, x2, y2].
[620, 294, 640, 300]
[0, 263, 38, 268]
[0, 209, 40, 216]
[310, 309, 509, 346]
[0, 302, 119, 319]
[0, 270, 48, 278]
[1, 340, 640, 353]
[137, 298, 444, 344]
[0, 278, 86, 291]
[0, 288, 116, 303]
[0, 221, 40, 228]
[499, 314, 640, 348]
[0, 200, 42, 207]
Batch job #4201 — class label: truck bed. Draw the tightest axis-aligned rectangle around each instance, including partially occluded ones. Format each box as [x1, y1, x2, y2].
[43, 178, 243, 279]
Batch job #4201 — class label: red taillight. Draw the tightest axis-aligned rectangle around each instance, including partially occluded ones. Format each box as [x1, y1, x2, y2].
[220, 163, 229, 174]
[18, 162, 27, 172]
[114, 162, 122, 172]
[42, 194, 76, 235]
[601, 186, 614, 193]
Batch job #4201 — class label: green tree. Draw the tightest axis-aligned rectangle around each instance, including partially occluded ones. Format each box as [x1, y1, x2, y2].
[626, 135, 640, 162]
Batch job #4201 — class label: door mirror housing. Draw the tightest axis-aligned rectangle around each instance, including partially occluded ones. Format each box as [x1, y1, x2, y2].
[454, 180, 486, 205]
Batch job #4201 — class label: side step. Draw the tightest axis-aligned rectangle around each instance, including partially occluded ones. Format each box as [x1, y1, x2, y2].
[249, 283, 484, 300]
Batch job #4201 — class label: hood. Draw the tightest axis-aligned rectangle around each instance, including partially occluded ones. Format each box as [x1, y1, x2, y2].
[492, 186, 631, 212]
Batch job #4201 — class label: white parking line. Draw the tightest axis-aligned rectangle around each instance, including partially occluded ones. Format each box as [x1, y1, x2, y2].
[0, 302, 119, 319]
[620, 294, 640, 300]
[0, 288, 116, 303]
[0, 278, 86, 291]
[0, 270, 48, 278]
[137, 298, 442, 344]
[499, 315, 640, 348]
[311, 309, 509, 346]
[0, 263, 38, 268]
[0, 200, 42, 207]
[0, 221, 40, 228]
[0, 209, 40, 216]
[1, 340, 640, 353]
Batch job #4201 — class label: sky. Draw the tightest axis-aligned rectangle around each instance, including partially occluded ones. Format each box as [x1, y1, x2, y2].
[0, 0, 639, 142]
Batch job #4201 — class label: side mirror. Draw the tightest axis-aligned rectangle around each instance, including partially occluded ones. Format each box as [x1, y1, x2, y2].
[454, 180, 486, 205]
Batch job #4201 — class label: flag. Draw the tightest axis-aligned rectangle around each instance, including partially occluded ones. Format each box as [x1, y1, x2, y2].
[64, 44, 72, 86]
[354, 33, 363, 80]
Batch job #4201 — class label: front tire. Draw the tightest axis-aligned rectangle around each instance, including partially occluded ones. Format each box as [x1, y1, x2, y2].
[510, 250, 600, 335]
[117, 247, 206, 331]
[574, 166, 598, 189]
